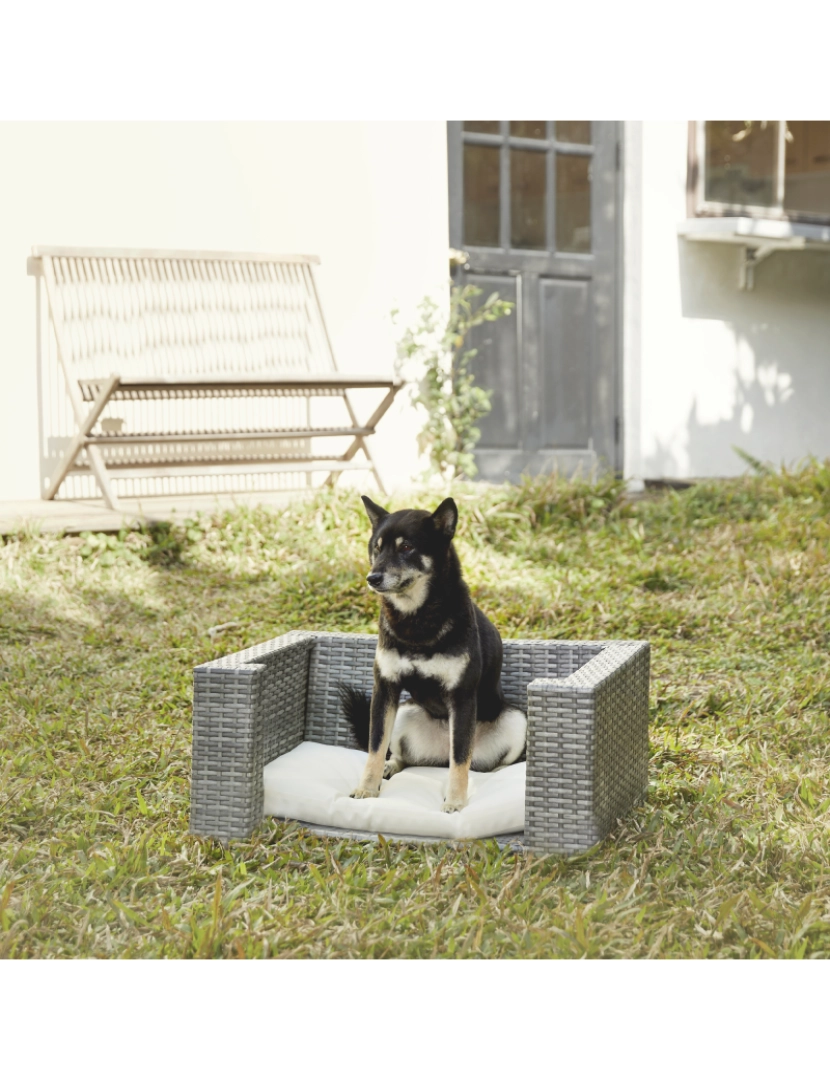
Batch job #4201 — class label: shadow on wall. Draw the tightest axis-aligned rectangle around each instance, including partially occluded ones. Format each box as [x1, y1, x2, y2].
[645, 238, 830, 477]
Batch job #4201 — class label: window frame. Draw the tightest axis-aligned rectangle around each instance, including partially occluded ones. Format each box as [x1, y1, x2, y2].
[687, 120, 830, 225]
[458, 121, 594, 256]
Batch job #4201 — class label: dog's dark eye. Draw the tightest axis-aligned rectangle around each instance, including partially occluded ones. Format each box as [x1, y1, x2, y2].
[399, 541, 413, 554]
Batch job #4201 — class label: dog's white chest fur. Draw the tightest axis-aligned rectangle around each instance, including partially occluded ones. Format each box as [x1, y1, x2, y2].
[375, 645, 468, 690]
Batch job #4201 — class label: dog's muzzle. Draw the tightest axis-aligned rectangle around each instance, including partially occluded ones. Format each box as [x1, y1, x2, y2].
[368, 571, 412, 594]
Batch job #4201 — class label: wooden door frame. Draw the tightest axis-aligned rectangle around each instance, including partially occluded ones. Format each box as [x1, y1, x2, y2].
[446, 121, 624, 476]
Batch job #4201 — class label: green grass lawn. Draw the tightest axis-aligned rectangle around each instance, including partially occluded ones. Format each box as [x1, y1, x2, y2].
[1, 464, 829, 958]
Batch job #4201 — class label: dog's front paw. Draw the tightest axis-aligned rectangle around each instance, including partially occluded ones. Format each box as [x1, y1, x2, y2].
[442, 799, 467, 814]
[351, 786, 380, 799]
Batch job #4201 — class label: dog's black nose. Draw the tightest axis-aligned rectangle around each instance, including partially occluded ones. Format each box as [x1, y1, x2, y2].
[367, 572, 383, 588]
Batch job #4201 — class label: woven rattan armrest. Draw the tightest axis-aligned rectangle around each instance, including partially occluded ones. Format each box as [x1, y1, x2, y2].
[525, 641, 650, 853]
[190, 631, 315, 840]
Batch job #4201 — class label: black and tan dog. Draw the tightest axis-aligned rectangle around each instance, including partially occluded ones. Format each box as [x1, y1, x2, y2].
[342, 495, 526, 812]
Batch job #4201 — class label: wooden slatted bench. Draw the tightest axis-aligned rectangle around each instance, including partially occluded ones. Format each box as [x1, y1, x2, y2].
[27, 247, 403, 510]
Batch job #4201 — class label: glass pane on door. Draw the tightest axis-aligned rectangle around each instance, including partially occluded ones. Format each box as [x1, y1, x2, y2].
[464, 121, 500, 134]
[556, 155, 591, 253]
[463, 143, 500, 247]
[556, 121, 592, 145]
[510, 121, 546, 140]
[511, 148, 546, 249]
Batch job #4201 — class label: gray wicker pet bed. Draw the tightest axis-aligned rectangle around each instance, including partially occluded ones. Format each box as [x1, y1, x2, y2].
[190, 631, 650, 855]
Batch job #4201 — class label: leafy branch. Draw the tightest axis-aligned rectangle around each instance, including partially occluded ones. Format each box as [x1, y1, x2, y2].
[394, 285, 514, 482]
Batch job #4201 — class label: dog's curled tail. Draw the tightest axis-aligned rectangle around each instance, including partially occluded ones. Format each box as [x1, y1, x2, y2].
[338, 683, 372, 751]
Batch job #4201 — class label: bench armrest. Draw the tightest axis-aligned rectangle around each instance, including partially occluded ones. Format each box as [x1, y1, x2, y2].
[525, 641, 650, 854]
[190, 632, 314, 840]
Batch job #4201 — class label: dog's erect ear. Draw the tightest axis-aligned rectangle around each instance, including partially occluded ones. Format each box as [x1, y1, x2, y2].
[361, 495, 389, 530]
[430, 497, 458, 539]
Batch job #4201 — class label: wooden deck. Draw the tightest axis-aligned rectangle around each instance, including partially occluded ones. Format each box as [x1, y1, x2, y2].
[0, 490, 315, 536]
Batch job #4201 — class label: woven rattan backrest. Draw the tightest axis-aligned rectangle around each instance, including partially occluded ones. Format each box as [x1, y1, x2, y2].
[300, 633, 610, 747]
[36, 248, 336, 383]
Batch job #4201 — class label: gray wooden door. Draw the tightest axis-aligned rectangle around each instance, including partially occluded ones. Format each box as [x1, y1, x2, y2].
[447, 121, 621, 481]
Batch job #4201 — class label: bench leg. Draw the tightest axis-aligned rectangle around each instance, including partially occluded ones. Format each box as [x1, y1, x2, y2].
[44, 375, 122, 509]
[325, 385, 401, 495]
[40, 258, 123, 511]
[85, 447, 122, 512]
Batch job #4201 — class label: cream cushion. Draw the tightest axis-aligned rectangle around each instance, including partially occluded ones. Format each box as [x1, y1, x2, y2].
[263, 741, 525, 840]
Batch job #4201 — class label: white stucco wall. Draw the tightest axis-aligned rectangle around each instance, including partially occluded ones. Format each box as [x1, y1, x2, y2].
[0, 122, 449, 501]
[634, 121, 830, 480]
